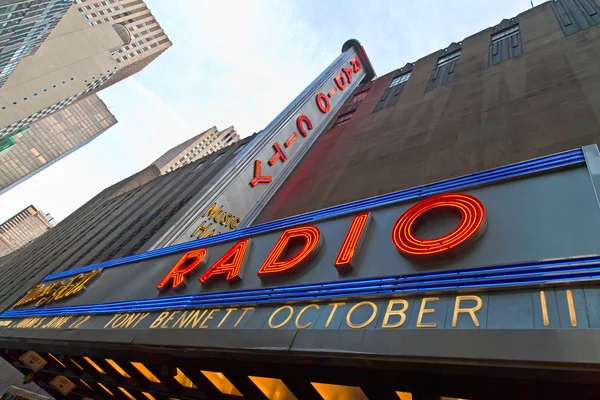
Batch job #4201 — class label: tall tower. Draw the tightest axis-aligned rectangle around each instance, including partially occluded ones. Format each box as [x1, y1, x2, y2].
[0, 93, 117, 194]
[0, 1, 171, 138]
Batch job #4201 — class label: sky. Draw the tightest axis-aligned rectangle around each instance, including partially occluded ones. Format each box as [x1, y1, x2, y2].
[0, 0, 532, 223]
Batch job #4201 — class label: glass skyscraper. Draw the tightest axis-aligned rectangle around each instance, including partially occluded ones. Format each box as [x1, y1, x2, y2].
[0, 0, 73, 88]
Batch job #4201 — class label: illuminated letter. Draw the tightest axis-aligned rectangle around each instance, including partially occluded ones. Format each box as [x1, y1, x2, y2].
[199, 238, 251, 286]
[191, 220, 213, 239]
[284, 132, 298, 148]
[257, 226, 322, 279]
[382, 299, 408, 328]
[334, 212, 371, 273]
[342, 67, 353, 84]
[268, 305, 294, 329]
[346, 301, 378, 329]
[268, 142, 288, 166]
[325, 303, 345, 328]
[316, 92, 331, 113]
[157, 248, 208, 291]
[250, 160, 272, 187]
[540, 291, 550, 327]
[452, 295, 482, 328]
[203, 202, 222, 219]
[296, 114, 313, 137]
[350, 56, 362, 73]
[566, 289, 578, 327]
[150, 311, 170, 329]
[416, 297, 439, 328]
[295, 304, 319, 329]
[392, 193, 486, 258]
[334, 72, 347, 90]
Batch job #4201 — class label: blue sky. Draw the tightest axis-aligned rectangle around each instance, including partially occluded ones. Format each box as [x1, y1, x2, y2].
[0, 0, 531, 223]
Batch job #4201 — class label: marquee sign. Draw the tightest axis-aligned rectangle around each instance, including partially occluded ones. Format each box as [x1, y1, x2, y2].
[4, 148, 600, 322]
[2, 147, 600, 371]
[152, 40, 376, 248]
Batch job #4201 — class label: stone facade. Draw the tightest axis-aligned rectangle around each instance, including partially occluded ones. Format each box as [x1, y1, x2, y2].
[255, 1, 600, 224]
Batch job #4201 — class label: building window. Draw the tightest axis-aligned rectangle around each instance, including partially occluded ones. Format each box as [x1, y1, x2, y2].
[348, 91, 369, 105]
[332, 111, 355, 128]
[551, 0, 600, 36]
[374, 63, 414, 112]
[425, 43, 462, 92]
[489, 19, 522, 66]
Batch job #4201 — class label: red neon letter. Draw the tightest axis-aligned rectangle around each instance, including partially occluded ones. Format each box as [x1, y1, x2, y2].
[334, 212, 371, 273]
[257, 226, 322, 279]
[334, 72, 347, 90]
[250, 160, 272, 187]
[157, 248, 208, 291]
[199, 238, 251, 286]
[342, 67, 353, 84]
[268, 142, 288, 166]
[392, 193, 486, 258]
[316, 92, 331, 114]
[350, 56, 362, 73]
[296, 114, 313, 137]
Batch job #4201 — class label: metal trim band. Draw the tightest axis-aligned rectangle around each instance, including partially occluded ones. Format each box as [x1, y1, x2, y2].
[6, 251, 600, 318]
[42, 147, 585, 282]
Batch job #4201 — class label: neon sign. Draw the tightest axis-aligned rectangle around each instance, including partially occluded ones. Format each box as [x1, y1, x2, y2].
[157, 193, 487, 291]
[250, 57, 362, 188]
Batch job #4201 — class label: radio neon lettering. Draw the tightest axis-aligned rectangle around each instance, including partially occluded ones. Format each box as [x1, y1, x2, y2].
[257, 226, 322, 278]
[392, 193, 486, 258]
[199, 238, 251, 286]
[158, 193, 487, 290]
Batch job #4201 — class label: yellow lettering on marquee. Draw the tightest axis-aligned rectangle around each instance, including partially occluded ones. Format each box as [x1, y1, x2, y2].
[539, 291, 550, 327]
[217, 308, 237, 328]
[382, 299, 408, 328]
[416, 297, 439, 328]
[452, 295, 482, 328]
[104, 314, 121, 329]
[295, 304, 319, 329]
[566, 289, 578, 327]
[199, 309, 220, 328]
[149, 311, 170, 329]
[234, 307, 254, 328]
[346, 301, 378, 329]
[268, 306, 294, 329]
[325, 303, 345, 328]
[161, 311, 180, 328]
[133, 313, 150, 328]
[181, 310, 207, 329]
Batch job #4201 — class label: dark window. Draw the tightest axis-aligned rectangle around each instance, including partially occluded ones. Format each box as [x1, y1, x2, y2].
[425, 42, 462, 92]
[489, 19, 522, 66]
[374, 63, 414, 112]
[551, 0, 600, 36]
[332, 111, 355, 128]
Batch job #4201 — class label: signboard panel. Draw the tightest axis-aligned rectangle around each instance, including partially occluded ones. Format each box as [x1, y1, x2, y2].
[2, 147, 600, 366]
[18, 351, 46, 372]
[154, 41, 375, 248]
[49, 375, 75, 396]
[5, 162, 600, 314]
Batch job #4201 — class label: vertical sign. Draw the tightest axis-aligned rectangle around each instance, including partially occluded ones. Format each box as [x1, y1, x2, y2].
[153, 40, 375, 248]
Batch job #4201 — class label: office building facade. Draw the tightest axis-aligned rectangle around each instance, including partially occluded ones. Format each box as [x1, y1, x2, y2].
[0, 93, 117, 195]
[0, 0, 170, 138]
[0, 205, 55, 257]
[0, 0, 73, 88]
[152, 126, 240, 175]
[1, 2, 600, 399]
[74, 0, 171, 94]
